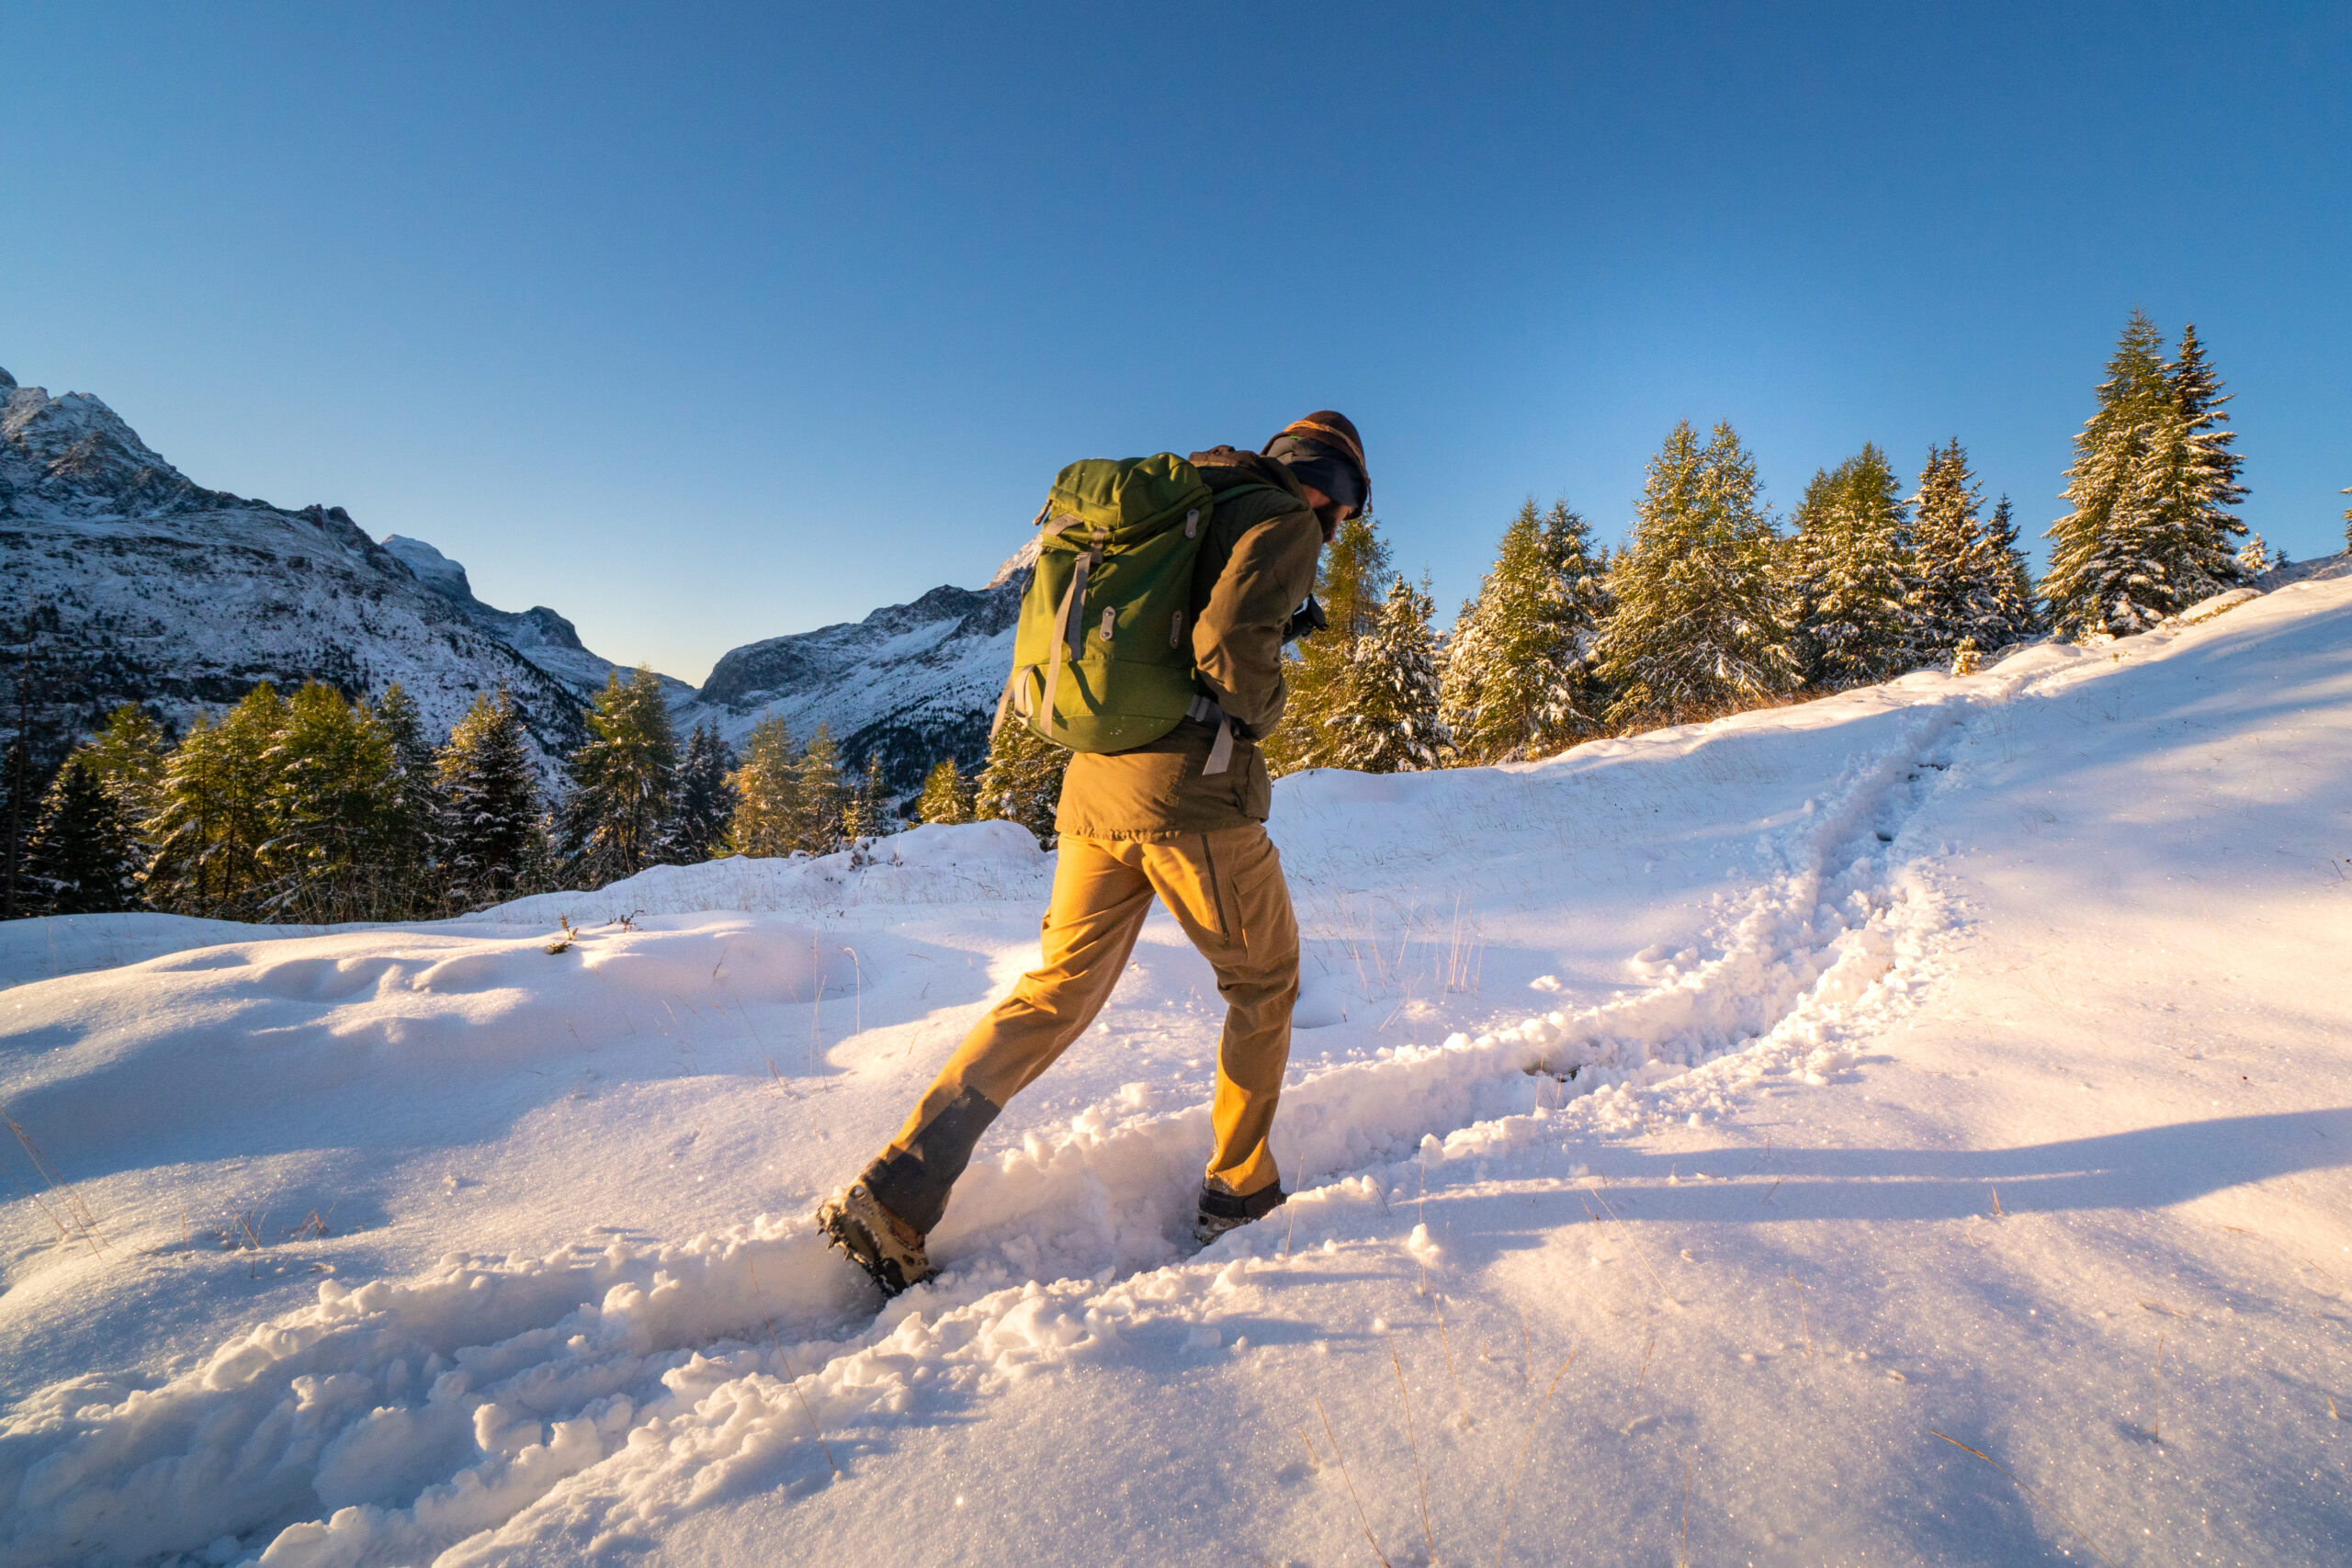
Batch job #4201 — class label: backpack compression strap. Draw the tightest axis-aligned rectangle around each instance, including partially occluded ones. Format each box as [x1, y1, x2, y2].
[1185, 694, 1236, 775]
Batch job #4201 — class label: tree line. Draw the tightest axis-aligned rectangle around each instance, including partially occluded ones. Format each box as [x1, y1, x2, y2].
[0, 309, 2324, 917]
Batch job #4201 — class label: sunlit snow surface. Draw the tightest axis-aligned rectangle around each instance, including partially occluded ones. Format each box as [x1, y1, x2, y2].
[4, 570, 2349, 1566]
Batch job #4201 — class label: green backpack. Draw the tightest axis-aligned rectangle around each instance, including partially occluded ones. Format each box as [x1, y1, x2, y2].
[995, 453, 1222, 759]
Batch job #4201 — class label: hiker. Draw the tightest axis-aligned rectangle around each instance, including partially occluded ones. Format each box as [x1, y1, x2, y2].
[819, 412, 1371, 1294]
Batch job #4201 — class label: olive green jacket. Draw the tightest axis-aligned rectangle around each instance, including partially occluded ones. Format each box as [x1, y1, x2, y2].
[1054, 449, 1323, 842]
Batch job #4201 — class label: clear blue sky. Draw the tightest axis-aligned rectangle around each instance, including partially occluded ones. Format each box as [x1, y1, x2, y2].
[6, 3, 2346, 684]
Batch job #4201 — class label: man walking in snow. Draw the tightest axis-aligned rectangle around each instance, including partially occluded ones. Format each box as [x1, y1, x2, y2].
[819, 412, 1371, 1295]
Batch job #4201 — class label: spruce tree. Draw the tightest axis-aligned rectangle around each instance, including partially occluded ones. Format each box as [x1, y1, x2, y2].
[2165, 322, 2249, 592]
[723, 716, 802, 858]
[2045, 312, 2250, 637]
[1442, 498, 1605, 762]
[1263, 511, 1392, 775]
[974, 715, 1069, 847]
[436, 686, 541, 910]
[2341, 485, 2351, 553]
[561, 665, 679, 884]
[1907, 439, 2028, 662]
[660, 724, 739, 864]
[263, 682, 403, 918]
[1979, 495, 2041, 644]
[22, 756, 140, 914]
[145, 682, 287, 918]
[1784, 444, 1914, 687]
[914, 757, 975, 824]
[1596, 421, 1798, 724]
[793, 723, 849, 854]
[1333, 575, 1447, 773]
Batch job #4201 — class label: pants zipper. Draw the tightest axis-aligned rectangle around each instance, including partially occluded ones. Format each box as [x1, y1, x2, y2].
[1199, 833, 1229, 945]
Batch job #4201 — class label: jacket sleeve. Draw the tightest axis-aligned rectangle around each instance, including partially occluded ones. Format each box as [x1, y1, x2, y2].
[1190, 506, 1323, 739]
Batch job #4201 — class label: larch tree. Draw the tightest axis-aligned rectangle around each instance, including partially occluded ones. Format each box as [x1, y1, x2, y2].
[1332, 575, 1447, 773]
[661, 723, 739, 864]
[1596, 420, 1798, 725]
[793, 724, 849, 853]
[145, 682, 288, 918]
[262, 682, 403, 919]
[1263, 511, 1392, 775]
[724, 716, 802, 858]
[436, 686, 542, 910]
[915, 757, 975, 825]
[372, 682, 445, 899]
[1441, 498, 1605, 762]
[561, 665, 679, 884]
[974, 714, 1068, 847]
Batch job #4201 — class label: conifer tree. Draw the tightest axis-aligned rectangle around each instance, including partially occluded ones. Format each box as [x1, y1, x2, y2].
[1264, 511, 1392, 775]
[436, 686, 541, 910]
[915, 757, 975, 825]
[724, 716, 802, 858]
[22, 755, 140, 914]
[79, 704, 168, 829]
[1784, 444, 1914, 687]
[1979, 495, 2041, 643]
[1596, 421, 1798, 724]
[1441, 499, 1606, 762]
[145, 682, 287, 917]
[793, 723, 849, 854]
[2166, 322, 2249, 590]
[561, 665, 679, 884]
[2044, 313, 2250, 637]
[974, 715, 1068, 847]
[2341, 485, 2351, 553]
[1907, 439, 2030, 662]
[1333, 575, 1447, 773]
[842, 750, 892, 841]
[262, 682, 402, 918]
[660, 724, 739, 864]
[372, 683, 445, 895]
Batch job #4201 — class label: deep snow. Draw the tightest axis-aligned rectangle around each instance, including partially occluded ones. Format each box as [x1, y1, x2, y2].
[2, 568, 2347, 1566]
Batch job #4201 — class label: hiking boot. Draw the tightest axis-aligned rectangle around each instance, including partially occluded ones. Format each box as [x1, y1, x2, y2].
[817, 1181, 936, 1297]
[1193, 1179, 1286, 1248]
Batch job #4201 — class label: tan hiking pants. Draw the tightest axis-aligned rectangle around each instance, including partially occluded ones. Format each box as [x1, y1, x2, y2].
[860, 824, 1300, 1235]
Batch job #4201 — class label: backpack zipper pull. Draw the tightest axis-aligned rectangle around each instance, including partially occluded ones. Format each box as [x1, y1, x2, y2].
[1099, 606, 1115, 643]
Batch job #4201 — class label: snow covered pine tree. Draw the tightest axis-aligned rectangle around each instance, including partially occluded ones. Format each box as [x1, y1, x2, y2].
[1440, 498, 1604, 761]
[436, 686, 542, 911]
[723, 716, 801, 858]
[1333, 574, 1446, 773]
[22, 754, 139, 913]
[1785, 444, 1915, 688]
[661, 723, 739, 864]
[2044, 311, 2249, 637]
[1597, 420, 1799, 725]
[915, 757, 975, 825]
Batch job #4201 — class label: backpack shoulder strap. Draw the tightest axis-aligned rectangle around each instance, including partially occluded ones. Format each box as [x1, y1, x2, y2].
[1186, 446, 1304, 502]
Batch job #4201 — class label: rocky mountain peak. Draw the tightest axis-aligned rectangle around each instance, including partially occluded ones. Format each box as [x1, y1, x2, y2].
[1, 375, 210, 518]
[381, 535, 476, 601]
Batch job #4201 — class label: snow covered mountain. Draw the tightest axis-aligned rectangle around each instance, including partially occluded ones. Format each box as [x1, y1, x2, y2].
[2, 365, 1032, 790]
[678, 536, 1036, 792]
[0, 367, 592, 763]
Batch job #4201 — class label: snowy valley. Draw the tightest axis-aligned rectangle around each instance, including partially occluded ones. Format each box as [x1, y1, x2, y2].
[2, 367, 1031, 789]
[1, 558, 2346, 1565]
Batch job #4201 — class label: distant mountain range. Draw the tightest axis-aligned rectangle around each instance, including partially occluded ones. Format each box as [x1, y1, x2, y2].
[0, 366, 1033, 794]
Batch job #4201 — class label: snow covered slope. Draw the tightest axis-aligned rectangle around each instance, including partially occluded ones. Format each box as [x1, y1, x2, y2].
[2, 564, 2347, 1566]
[0, 367, 589, 761]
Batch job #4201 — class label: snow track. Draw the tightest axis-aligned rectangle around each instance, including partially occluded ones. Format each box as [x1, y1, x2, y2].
[1, 694, 1982, 1566]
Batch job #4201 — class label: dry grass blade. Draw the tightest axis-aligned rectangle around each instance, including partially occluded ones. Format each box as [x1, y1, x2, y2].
[3, 1111, 106, 1258]
[1435, 1304, 1468, 1421]
[1316, 1395, 1391, 1568]
[1388, 1337, 1436, 1564]
[1636, 1336, 1657, 1387]
[748, 1257, 837, 1477]
[1928, 1429, 2117, 1566]
[2154, 1333, 2165, 1445]
[1495, 1349, 1577, 1567]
